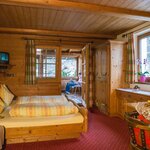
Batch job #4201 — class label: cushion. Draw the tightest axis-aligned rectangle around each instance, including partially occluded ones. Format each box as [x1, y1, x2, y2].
[0, 98, 5, 113]
[138, 114, 150, 124]
[135, 101, 150, 121]
[0, 84, 14, 106]
[134, 115, 150, 149]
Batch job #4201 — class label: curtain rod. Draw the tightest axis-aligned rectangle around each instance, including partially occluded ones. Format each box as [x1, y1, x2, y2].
[22, 38, 94, 44]
[22, 35, 97, 41]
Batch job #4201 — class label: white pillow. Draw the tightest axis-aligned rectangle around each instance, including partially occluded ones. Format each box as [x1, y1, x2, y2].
[0, 84, 14, 106]
[0, 98, 5, 113]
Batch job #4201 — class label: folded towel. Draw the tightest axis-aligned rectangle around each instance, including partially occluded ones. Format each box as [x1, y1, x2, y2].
[0, 126, 4, 150]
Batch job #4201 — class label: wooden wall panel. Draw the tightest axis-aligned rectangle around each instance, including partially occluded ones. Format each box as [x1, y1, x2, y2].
[109, 41, 126, 115]
[0, 34, 61, 96]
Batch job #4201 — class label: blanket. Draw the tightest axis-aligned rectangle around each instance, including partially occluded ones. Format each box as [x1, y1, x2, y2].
[9, 101, 79, 117]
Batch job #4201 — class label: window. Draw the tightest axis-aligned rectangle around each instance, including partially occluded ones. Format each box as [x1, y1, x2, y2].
[137, 33, 150, 83]
[61, 57, 77, 78]
[36, 48, 56, 78]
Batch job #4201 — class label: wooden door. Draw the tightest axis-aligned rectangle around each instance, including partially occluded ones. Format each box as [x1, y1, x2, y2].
[81, 44, 90, 107]
[94, 44, 110, 114]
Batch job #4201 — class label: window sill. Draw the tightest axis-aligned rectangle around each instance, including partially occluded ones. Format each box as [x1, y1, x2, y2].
[37, 77, 60, 83]
[135, 82, 150, 85]
[62, 77, 77, 80]
[37, 77, 56, 79]
[130, 83, 150, 92]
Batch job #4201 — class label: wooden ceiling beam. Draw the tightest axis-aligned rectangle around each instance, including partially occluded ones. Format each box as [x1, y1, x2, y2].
[0, 27, 115, 39]
[1, 0, 150, 21]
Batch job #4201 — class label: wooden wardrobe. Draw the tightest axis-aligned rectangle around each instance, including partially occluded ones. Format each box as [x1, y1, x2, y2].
[94, 40, 126, 116]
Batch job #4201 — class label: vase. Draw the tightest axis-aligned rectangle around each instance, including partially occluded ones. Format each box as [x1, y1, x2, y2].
[140, 75, 146, 83]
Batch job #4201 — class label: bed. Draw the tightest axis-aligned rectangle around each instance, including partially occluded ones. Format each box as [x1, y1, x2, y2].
[0, 95, 87, 144]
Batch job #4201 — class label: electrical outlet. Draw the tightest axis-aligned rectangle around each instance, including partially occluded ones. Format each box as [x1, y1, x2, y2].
[6, 73, 15, 77]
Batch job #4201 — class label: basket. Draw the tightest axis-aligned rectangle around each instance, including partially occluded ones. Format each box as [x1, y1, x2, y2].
[124, 111, 150, 150]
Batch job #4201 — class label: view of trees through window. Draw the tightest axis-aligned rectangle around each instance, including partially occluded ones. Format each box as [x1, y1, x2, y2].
[139, 36, 150, 76]
[61, 57, 77, 77]
[36, 49, 77, 78]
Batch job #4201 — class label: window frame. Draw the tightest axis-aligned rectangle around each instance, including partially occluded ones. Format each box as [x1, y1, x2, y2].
[35, 46, 61, 82]
[61, 56, 78, 79]
[137, 32, 150, 84]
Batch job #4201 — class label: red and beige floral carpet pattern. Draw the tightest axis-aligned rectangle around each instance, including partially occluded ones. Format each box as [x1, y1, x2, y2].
[6, 110, 130, 150]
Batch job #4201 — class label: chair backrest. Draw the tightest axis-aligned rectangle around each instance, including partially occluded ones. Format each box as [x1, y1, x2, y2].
[125, 112, 150, 150]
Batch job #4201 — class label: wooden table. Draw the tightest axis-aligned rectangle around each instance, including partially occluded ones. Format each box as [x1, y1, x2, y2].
[116, 88, 150, 118]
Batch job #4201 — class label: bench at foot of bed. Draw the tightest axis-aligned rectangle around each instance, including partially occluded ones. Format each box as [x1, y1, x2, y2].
[6, 123, 83, 144]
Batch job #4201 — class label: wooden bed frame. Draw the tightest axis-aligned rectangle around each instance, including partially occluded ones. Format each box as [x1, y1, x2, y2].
[5, 102, 88, 144]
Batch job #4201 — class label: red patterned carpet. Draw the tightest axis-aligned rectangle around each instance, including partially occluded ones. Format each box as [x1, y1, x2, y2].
[6, 111, 130, 150]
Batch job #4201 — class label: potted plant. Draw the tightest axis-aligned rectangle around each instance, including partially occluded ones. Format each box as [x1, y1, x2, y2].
[138, 71, 149, 82]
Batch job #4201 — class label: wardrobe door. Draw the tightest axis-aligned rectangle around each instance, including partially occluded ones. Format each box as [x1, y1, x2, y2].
[95, 44, 109, 114]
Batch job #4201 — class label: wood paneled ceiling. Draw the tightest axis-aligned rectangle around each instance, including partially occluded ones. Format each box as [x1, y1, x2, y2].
[0, 0, 150, 37]
[67, 0, 150, 11]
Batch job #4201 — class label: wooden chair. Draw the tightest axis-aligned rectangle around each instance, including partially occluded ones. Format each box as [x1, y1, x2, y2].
[71, 84, 81, 95]
[125, 112, 150, 150]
